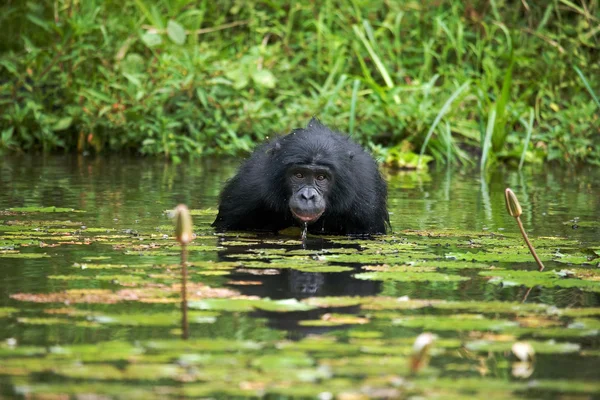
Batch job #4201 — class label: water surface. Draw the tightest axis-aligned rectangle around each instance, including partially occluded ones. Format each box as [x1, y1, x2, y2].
[0, 155, 598, 398]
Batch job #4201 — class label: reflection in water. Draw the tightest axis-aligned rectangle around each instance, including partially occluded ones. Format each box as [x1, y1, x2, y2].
[181, 253, 189, 340]
[230, 268, 381, 300]
[0, 155, 230, 227]
[1, 154, 598, 240]
[174, 204, 194, 340]
[289, 270, 325, 296]
[385, 166, 599, 242]
[480, 174, 493, 222]
[226, 268, 380, 337]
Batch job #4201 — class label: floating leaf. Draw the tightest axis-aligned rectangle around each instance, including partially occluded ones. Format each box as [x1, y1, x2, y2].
[355, 271, 469, 282]
[0, 252, 50, 259]
[481, 270, 600, 292]
[467, 340, 580, 354]
[392, 315, 519, 332]
[0, 307, 18, 317]
[7, 206, 82, 213]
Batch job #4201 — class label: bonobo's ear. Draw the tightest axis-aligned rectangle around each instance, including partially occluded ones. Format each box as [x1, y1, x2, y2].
[307, 116, 322, 128]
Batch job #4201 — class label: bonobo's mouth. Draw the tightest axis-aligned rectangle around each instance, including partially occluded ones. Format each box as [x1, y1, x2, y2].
[291, 209, 323, 224]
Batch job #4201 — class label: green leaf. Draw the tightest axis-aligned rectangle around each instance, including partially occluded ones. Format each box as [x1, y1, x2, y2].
[122, 73, 142, 87]
[52, 117, 73, 131]
[226, 68, 249, 89]
[141, 32, 162, 47]
[83, 89, 115, 104]
[2, 127, 14, 141]
[0, 60, 18, 75]
[491, 51, 514, 152]
[26, 14, 51, 32]
[167, 20, 186, 45]
[251, 69, 276, 88]
[418, 81, 470, 168]
[121, 53, 145, 74]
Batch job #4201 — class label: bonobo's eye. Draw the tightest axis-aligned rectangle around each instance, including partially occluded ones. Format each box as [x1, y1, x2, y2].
[294, 172, 304, 179]
[316, 174, 326, 181]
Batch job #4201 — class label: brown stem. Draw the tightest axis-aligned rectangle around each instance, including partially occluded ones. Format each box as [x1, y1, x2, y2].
[520, 28, 565, 54]
[521, 286, 533, 303]
[195, 20, 250, 35]
[141, 20, 250, 36]
[181, 245, 189, 340]
[38, 50, 64, 81]
[516, 216, 545, 272]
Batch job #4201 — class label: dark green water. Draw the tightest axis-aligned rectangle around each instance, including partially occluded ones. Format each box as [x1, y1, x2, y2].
[0, 155, 598, 399]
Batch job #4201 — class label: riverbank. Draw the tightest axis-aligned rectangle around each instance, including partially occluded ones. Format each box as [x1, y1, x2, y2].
[1, 1, 598, 167]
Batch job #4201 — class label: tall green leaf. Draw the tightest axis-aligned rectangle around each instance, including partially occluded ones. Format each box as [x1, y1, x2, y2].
[491, 52, 514, 152]
[574, 66, 600, 110]
[481, 109, 496, 174]
[418, 81, 470, 168]
[349, 79, 360, 136]
[518, 108, 535, 170]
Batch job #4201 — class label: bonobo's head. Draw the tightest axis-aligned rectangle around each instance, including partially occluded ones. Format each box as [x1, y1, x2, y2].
[286, 163, 332, 224]
[269, 118, 364, 228]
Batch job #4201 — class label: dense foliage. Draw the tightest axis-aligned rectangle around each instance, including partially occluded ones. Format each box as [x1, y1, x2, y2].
[0, 0, 598, 166]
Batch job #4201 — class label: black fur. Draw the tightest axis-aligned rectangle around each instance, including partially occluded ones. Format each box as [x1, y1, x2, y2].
[212, 119, 389, 235]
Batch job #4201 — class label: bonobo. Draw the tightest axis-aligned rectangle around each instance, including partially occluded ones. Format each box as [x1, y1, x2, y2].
[212, 119, 389, 235]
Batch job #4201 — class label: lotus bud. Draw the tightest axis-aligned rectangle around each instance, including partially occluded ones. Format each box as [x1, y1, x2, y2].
[505, 188, 522, 218]
[174, 204, 193, 245]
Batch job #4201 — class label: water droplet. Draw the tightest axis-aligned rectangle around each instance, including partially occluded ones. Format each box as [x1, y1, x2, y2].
[301, 222, 308, 246]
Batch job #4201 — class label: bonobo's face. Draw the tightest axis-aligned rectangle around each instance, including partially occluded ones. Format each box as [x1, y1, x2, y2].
[287, 164, 332, 224]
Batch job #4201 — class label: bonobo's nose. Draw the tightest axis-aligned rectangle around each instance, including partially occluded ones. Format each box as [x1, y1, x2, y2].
[300, 188, 317, 201]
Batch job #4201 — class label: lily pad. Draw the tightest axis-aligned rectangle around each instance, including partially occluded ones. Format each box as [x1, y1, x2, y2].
[0, 252, 50, 258]
[8, 207, 84, 213]
[0, 307, 18, 317]
[299, 314, 369, 326]
[481, 270, 600, 292]
[465, 339, 580, 354]
[189, 298, 316, 313]
[355, 271, 469, 282]
[392, 314, 519, 332]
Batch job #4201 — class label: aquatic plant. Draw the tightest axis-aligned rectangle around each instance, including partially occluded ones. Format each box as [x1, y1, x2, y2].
[505, 188, 545, 271]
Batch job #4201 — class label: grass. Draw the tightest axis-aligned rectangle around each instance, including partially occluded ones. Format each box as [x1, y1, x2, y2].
[519, 108, 535, 171]
[0, 0, 598, 166]
[574, 65, 600, 110]
[481, 109, 497, 174]
[418, 81, 470, 169]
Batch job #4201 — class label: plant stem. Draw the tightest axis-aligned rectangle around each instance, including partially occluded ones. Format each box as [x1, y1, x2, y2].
[181, 244, 189, 340]
[515, 216, 545, 272]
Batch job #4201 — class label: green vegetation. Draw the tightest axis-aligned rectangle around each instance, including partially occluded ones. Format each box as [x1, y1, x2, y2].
[1, 1, 598, 165]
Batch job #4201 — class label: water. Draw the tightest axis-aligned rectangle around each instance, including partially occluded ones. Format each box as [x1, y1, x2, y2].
[0, 154, 599, 398]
